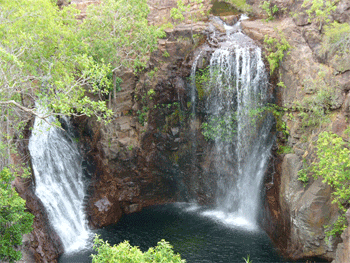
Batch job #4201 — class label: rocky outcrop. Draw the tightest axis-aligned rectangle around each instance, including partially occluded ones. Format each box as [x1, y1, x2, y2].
[280, 154, 340, 260]
[243, 1, 350, 260]
[74, 22, 208, 228]
[332, 209, 350, 263]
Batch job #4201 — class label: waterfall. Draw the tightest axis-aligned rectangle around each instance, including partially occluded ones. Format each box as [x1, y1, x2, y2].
[198, 19, 274, 230]
[28, 115, 91, 253]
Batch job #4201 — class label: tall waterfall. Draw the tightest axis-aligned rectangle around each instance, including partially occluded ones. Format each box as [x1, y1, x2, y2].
[198, 20, 274, 230]
[28, 115, 91, 253]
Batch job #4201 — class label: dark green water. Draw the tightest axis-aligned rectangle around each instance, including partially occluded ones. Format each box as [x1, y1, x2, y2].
[59, 203, 327, 263]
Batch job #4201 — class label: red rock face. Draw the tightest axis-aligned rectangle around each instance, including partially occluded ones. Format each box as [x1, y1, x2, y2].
[263, 153, 291, 257]
[14, 177, 64, 263]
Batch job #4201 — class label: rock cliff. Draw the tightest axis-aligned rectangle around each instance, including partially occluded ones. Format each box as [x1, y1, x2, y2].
[20, 0, 350, 262]
[242, 0, 350, 261]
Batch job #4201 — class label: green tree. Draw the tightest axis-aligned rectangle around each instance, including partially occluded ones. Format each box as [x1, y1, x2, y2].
[0, 0, 113, 131]
[299, 131, 350, 238]
[321, 21, 350, 59]
[80, 0, 165, 105]
[91, 235, 185, 263]
[302, 0, 338, 29]
[264, 33, 291, 74]
[170, 0, 204, 43]
[312, 131, 350, 237]
[0, 167, 34, 262]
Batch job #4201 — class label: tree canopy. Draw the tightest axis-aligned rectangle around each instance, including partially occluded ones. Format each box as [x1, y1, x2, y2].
[0, 0, 164, 131]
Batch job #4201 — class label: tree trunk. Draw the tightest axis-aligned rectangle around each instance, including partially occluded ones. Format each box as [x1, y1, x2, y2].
[113, 71, 117, 104]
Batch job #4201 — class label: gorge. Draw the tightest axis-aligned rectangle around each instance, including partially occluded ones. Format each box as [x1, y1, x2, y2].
[6, 0, 350, 262]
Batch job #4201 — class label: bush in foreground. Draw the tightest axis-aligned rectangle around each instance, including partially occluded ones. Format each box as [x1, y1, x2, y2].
[91, 235, 185, 263]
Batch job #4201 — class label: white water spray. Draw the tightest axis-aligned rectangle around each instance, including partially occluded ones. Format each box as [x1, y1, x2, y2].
[196, 19, 274, 230]
[28, 115, 92, 253]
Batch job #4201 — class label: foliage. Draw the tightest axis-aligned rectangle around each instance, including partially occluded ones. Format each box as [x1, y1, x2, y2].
[313, 132, 350, 237]
[302, 0, 338, 27]
[260, 1, 279, 21]
[194, 67, 211, 100]
[297, 161, 311, 187]
[224, 0, 252, 12]
[163, 51, 170, 58]
[0, 0, 114, 126]
[81, 0, 165, 102]
[147, 89, 156, 99]
[170, 0, 205, 43]
[201, 114, 237, 142]
[0, 168, 34, 262]
[170, 0, 204, 22]
[321, 21, 350, 57]
[294, 69, 339, 129]
[243, 255, 253, 263]
[264, 34, 291, 74]
[148, 68, 159, 80]
[277, 145, 293, 155]
[268, 104, 290, 139]
[137, 106, 149, 126]
[300, 131, 350, 238]
[82, 0, 165, 72]
[91, 235, 185, 263]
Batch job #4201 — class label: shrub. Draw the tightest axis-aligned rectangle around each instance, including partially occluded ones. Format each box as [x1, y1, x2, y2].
[91, 235, 185, 263]
[260, 1, 279, 21]
[321, 21, 350, 56]
[302, 0, 338, 28]
[295, 69, 340, 129]
[0, 168, 34, 262]
[264, 34, 291, 74]
[299, 131, 350, 238]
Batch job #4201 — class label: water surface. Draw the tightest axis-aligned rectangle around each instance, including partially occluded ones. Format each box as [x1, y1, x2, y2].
[59, 203, 324, 263]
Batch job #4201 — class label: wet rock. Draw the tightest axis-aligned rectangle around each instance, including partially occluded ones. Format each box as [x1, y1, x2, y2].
[88, 182, 123, 228]
[209, 16, 227, 33]
[220, 15, 239, 26]
[94, 197, 112, 212]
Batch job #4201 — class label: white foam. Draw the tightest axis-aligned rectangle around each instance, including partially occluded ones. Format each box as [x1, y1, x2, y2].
[200, 209, 258, 231]
[240, 14, 249, 21]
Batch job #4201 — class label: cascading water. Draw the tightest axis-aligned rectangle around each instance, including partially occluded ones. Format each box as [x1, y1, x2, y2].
[198, 17, 275, 230]
[28, 115, 92, 253]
